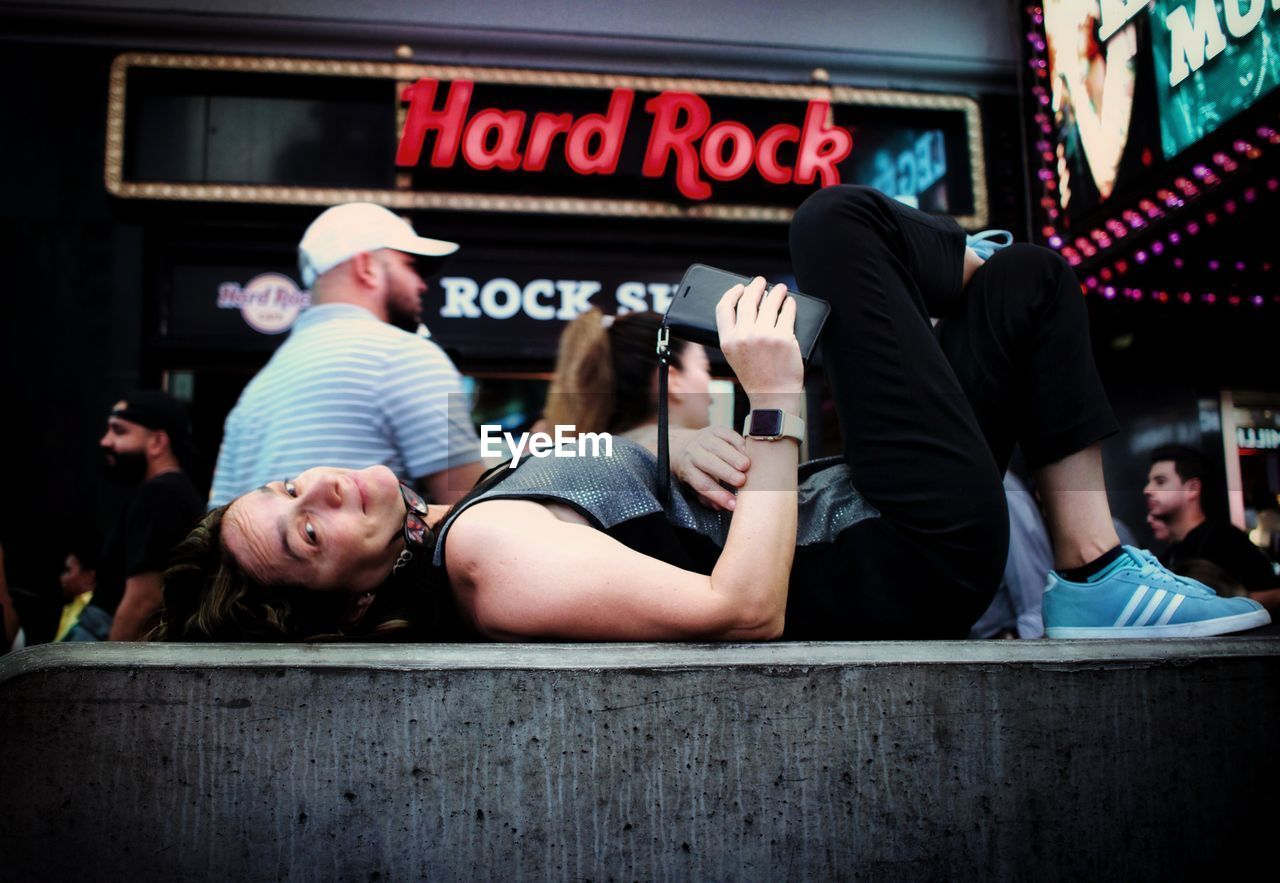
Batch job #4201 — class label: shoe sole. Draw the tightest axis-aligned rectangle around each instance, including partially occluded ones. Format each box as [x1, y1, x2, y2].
[1045, 608, 1271, 639]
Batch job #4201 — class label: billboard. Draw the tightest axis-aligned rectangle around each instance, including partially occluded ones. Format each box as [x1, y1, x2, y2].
[1041, 0, 1162, 217]
[1031, 0, 1280, 227]
[1150, 0, 1280, 158]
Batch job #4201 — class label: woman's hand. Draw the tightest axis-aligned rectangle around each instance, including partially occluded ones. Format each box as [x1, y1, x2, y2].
[715, 277, 804, 403]
[673, 425, 750, 511]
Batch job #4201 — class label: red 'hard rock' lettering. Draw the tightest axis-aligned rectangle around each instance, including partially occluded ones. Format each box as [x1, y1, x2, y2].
[641, 92, 853, 199]
[398, 79, 634, 176]
[565, 89, 634, 175]
[639, 92, 713, 198]
[396, 79, 855, 201]
[396, 79, 473, 167]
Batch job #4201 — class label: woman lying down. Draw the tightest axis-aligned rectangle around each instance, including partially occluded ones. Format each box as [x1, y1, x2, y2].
[153, 187, 1269, 643]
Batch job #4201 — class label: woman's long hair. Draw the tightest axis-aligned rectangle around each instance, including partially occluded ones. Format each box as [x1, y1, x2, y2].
[541, 309, 688, 434]
[150, 506, 441, 643]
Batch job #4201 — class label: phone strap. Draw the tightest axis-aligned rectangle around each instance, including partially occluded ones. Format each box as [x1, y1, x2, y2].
[655, 324, 672, 506]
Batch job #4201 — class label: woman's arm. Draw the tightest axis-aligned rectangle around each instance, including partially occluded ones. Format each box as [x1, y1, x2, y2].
[447, 277, 803, 641]
[707, 277, 802, 627]
[447, 499, 783, 640]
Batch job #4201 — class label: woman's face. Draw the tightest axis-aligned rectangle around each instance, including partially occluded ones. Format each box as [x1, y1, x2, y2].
[669, 343, 714, 430]
[222, 465, 406, 593]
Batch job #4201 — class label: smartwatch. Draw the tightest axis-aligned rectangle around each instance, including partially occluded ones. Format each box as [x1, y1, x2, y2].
[742, 408, 805, 443]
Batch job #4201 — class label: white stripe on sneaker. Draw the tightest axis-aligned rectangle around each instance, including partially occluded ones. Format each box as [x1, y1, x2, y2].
[1154, 594, 1185, 626]
[1133, 589, 1169, 627]
[1113, 585, 1149, 627]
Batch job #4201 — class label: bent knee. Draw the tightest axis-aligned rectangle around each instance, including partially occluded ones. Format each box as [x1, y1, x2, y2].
[986, 243, 1072, 283]
[791, 185, 885, 236]
[789, 185, 895, 273]
[981, 243, 1081, 313]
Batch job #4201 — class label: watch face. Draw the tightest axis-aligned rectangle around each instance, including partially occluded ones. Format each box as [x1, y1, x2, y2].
[748, 409, 784, 437]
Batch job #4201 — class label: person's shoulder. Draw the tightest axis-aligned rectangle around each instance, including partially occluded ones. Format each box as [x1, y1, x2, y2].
[286, 305, 397, 345]
[1195, 519, 1272, 572]
[379, 331, 463, 381]
[1204, 518, 1254, 544]
[137, 471, 203, 508]
[383, 327, 452, 358]
[122, 473, 202, 537]
[319, 318, 450, 364]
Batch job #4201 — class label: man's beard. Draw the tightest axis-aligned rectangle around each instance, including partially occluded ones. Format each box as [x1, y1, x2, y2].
[103, 450, 147, 485]
[387, 299, 423, 334]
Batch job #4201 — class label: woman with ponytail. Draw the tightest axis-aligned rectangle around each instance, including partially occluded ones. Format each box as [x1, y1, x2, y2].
[539, 309, 713, 438]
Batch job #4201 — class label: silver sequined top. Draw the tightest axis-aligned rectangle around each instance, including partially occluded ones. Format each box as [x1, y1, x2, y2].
[432, 437, 879, 569]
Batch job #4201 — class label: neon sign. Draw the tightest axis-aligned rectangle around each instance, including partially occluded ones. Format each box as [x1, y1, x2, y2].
[396, 80, 854, 201]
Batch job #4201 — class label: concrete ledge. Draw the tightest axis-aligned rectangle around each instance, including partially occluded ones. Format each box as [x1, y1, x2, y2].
[3, 639, 1278, 881]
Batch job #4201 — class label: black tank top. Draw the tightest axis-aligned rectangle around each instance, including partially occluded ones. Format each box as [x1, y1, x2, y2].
[432, 437, 879, 575]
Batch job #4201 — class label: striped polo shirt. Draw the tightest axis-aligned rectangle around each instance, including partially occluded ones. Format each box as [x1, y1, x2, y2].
[208, 303, 479, 507]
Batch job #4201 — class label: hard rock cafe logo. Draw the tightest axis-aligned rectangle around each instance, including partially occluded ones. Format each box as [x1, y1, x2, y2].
[217, 273, 311, 334]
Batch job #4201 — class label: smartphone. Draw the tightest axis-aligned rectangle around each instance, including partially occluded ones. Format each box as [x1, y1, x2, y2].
[664, 264, 830, 363]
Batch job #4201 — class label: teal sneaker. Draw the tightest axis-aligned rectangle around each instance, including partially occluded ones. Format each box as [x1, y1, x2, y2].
[966, 229, 1014, 262]
[1043, 546, 1271, 638]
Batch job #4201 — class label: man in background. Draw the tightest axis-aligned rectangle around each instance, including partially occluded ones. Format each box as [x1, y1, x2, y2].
[53, 540, 98, 642]
[1145, 444, 1279, 610]
[209, 203, 483, 507]
[67, 391, 204, 641]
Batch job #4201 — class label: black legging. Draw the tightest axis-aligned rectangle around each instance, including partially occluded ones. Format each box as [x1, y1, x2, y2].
[782, 186, 1117, 639]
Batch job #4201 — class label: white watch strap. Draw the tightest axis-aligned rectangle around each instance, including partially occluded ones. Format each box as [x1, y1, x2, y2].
[778, 410, 805, 442]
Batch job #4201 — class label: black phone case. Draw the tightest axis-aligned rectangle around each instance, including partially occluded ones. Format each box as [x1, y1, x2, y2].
[664, 263, 830, 362]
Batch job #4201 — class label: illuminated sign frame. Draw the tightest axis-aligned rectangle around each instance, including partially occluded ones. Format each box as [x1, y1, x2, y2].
[105, 52, 989, 227]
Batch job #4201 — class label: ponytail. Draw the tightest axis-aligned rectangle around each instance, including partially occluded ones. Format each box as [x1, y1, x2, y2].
[542, 309, 687, 435]
[542, 308, 617, 434]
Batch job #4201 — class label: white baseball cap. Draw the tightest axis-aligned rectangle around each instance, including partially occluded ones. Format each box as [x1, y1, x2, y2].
[297, 203, 459, 287]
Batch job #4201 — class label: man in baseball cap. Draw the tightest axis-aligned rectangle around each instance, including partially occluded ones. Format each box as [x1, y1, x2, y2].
[67, 390, 205, 641]
[209, 204, 483, 510]
[298, 202, 459, 332]
[101, 390, 202, 481]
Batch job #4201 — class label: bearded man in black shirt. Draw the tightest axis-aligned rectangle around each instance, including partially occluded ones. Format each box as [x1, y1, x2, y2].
[64, 391, 204, 641]
[1145, 445, 1280, 614]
